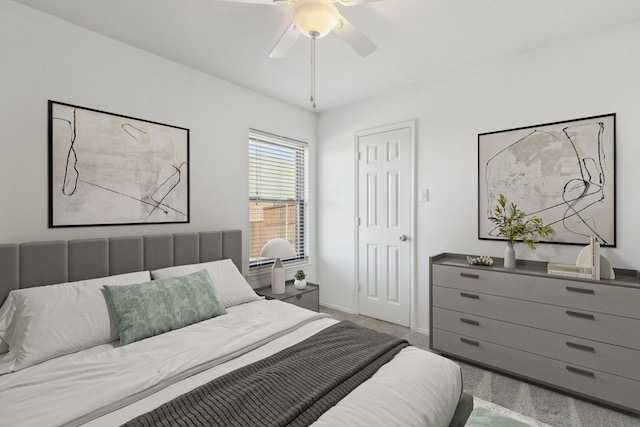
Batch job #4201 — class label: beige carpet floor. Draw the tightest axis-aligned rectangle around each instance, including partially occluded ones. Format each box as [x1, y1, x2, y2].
[320, 306, 640, 427]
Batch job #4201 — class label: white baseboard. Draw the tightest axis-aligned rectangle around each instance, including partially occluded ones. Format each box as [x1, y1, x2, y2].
[319, 302, 356, 314]
[413, 326, 430, 335]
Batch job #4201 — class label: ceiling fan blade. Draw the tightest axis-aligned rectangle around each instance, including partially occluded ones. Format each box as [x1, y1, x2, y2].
[337, 0, 387, 6]
[332, 16, 377, 57]
[269, 23, 301, 58]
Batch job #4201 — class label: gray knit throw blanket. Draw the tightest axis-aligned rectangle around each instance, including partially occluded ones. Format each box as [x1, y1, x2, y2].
[123, 320, 409, 427]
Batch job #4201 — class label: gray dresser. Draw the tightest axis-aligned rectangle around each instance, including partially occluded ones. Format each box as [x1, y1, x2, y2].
[429, 253, 640, 414]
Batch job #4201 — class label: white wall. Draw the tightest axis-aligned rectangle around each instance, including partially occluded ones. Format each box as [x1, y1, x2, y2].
[0, 0, 316, 281]
[3, 0, 639, 328]
[317, 22, 640, 331]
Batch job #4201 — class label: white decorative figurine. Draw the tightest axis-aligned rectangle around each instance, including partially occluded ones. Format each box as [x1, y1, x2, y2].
[467, 255, 494, 266]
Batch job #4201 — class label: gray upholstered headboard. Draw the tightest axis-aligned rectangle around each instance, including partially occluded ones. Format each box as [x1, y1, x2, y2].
[0, 230, 242, 305]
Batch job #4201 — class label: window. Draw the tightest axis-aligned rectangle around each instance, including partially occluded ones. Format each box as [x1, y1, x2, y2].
[249, 130, 308, 268]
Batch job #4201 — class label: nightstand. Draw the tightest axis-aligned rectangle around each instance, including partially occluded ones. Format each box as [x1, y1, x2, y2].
[256, 281, 319, 312]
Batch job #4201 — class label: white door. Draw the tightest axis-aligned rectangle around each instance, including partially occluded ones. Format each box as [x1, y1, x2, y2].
[356, 122, 414, 327]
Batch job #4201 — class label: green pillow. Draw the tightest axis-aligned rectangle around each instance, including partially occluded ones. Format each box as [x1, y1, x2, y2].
[104, 269, 227, 345]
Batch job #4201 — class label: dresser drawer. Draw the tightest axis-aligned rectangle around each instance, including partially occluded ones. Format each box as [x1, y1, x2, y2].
[432, 285, 640, 349]
[432, 264, 639, 318]
[432, 329, 640, 414]
[432, 307, 640, 381]
[282, 289, 319, 312]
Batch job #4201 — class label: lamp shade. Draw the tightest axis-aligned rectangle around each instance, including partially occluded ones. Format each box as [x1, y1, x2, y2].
[260, 238, 296, 260]
[293, 0, 340, 39]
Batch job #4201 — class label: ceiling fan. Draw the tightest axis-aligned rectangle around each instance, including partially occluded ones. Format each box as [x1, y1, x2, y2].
[222, 0, 386, 108]
[222, 0, 386, 59]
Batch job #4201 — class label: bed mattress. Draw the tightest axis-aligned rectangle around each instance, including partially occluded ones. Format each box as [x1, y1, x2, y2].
[0, 300, 463, 426]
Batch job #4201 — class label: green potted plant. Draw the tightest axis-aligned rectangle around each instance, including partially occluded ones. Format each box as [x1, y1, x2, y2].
[488, 194, 553, 268]
[294, 269, 307, 290]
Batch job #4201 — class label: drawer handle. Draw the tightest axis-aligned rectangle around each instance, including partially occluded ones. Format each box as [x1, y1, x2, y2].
[460, 318, 480, 326]
[566, 286, 595, 295]
[566, 341, 595, 353]
[460, 337, 480, 346]
[566, 310, 595, 320]
[460, 273, 480, 279]
[566, 366, 595, 378]
[460, 292, 480, 300]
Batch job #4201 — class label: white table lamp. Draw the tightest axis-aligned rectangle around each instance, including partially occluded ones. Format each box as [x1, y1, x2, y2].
[260, 238, 296, 294]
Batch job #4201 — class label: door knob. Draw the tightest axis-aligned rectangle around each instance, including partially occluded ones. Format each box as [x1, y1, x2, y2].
[399, 235, 407, 241]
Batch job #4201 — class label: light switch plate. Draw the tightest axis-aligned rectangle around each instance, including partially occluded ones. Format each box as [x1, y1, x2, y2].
[419, 188, 429, 203]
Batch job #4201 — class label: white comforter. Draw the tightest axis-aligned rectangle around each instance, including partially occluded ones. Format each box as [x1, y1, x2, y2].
[0, 300, 462, 427]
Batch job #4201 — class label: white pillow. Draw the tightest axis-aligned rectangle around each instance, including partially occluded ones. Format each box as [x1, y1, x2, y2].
[0, 293, 15, 353]
[151, 259, 261, 308]
[0, 352, 13, 374]
[1, 270, 151, 374]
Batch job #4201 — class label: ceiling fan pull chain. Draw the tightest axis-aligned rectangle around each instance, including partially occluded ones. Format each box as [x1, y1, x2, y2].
[309, 36, 313, 103]
[310, 35, 316, 108]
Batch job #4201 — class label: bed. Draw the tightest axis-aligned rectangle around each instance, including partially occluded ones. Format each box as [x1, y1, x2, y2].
[0, 230, 472, 426]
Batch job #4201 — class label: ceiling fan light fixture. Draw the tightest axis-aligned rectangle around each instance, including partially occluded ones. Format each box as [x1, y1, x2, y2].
[293, 0, 340, 39]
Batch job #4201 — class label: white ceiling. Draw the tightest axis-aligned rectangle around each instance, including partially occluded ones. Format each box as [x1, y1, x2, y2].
[13, 0, 640, 112]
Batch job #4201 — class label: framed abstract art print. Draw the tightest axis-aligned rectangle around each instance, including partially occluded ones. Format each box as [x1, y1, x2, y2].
[49, 101, 189, 227]
[478, 113, 615, 247]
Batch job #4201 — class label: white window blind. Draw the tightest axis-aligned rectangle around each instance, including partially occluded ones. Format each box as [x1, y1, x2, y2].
[249, 130, 308, 268]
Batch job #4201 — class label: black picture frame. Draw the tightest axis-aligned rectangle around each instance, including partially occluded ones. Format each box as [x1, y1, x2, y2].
[49, 100, 190, 227]
[478, 113, 616, 247]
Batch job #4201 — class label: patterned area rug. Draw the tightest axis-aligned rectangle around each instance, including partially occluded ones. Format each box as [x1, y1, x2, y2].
[471, 397, 554, 427]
